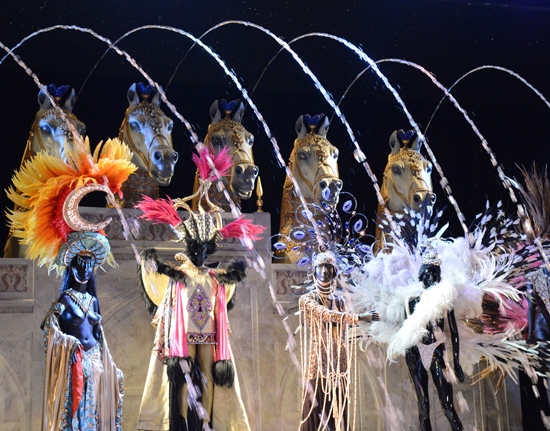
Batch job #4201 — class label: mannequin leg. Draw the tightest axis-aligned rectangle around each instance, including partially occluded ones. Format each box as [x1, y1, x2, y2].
[198, 343, 215, 426]
[430, 344, 463, 431]
[179, 344, 196, 420]
[406, 346, 432, 431]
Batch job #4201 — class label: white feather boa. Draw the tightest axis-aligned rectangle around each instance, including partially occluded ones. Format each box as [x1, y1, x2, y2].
[350, 236, 523, 362]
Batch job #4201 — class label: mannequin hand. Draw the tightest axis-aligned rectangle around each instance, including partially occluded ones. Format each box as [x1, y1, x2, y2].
[454, 363, 465, 383]
[359, 312, 380, 322]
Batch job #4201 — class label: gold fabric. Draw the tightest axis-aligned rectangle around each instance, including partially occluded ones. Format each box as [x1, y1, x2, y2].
[138, 262, 250, 431]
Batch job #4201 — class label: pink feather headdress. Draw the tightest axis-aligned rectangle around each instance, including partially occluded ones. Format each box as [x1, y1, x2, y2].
[135, 196, 181, 227]
[192, 143, 233, 181]
[135, 143, 264, 249]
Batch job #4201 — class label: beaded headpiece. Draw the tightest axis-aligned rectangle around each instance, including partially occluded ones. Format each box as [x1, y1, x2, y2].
[313, 251, 337, 268]
[420, 239, 442, 267]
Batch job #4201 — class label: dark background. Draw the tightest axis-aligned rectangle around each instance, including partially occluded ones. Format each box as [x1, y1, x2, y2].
[1, 0, 549, 247]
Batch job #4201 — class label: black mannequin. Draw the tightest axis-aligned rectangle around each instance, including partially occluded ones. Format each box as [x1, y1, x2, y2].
[405, 263, 464, 431]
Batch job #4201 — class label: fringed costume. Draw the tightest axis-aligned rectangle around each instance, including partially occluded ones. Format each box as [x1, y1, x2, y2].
[135, 143, 264, 431]
[269, 193, 374, 431]
[6, 137, 135, 430]
[299, 284, 359, 431]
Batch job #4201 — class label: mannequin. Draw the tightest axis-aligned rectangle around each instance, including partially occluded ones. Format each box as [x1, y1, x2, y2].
[299, 252, 378, 431]
[405, 248, 464, 431]
[42, 236, 124, 431]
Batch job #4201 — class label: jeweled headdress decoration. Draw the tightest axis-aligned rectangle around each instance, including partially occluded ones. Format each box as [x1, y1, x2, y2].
[420, 239, 442, 266]
[270, 191, 373, 274]
[6, 137, 137, 274]
[135, 143, 265, 248]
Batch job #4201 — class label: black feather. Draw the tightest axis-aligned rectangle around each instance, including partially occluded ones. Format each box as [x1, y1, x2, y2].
[215, 260, 247, 285]
[136, 258, 158, 318]
[141, 248, 188, 283]
[212, 359, 235, 387]
[167, 356, 193, 431]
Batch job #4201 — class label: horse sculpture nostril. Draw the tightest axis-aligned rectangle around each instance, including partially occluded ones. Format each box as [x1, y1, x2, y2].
[320, 181, 328, 189]
[236, 166, 243, 175]
[252, 166, 259, 176]
[154, 152, 162, 161]
[336, 180, 343, 190]
[413, 194, 421, 203]
[429, 193, 437, 204]
[172, 153, 179, 163]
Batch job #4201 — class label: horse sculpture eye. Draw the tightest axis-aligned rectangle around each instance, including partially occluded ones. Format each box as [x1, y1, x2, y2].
[130, 120, 141, 132]
[166, 122, 173, 133]
[333, 151, 339, 160]
[392, 166, 402, 175]
[79, 126, 87, 137]
[298, 152, 309, 161]
[427, 164, 432, 174]
[40, 124, 52, 135]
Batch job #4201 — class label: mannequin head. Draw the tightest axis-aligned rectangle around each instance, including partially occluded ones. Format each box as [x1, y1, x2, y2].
[418, 264, 441, 288]
[61, 254, 99, 308]
[315, 263, 336, 286]
[71, 252, 95, 284]
[185, 237, 217, 267]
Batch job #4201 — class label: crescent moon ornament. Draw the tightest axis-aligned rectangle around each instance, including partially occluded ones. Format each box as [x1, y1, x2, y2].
[63, 183, 112, 231]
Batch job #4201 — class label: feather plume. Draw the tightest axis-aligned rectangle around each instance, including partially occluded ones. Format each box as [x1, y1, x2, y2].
[135, 195, 181, 227]
[192, 143, 233, 180]
[5, 137, 136, 269]
[219, 216, 265, 247]
[517, 163, 550, 241]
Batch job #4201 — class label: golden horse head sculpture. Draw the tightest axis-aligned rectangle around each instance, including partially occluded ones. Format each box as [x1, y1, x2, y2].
[375, 129, 435, 252]
[277, 114, 342, 262]
[112, 82, 178, 207]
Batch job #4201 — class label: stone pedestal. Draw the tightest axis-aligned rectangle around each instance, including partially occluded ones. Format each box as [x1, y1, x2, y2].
[0, 208, 524, 430]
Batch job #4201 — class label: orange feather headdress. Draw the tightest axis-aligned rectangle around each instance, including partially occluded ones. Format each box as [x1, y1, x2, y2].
[6, 137, 137, 274]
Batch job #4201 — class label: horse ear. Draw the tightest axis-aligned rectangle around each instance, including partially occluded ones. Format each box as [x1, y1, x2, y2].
[411, 134, 423, 152]
[151, 86, 162, 107]
[37, 87, 51, 111]
[389, 130, 402, 156]
[62, 88, 76, 112]
[210, 100, 222, 125]
[127, 83, 139, 107]
[295, 116, 307, 139]
[317, 116, 330, 138]
[232, 101, 245, 123]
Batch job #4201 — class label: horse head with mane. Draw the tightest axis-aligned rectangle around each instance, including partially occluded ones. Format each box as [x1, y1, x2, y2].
[22, 84, 87, 164]
[191, 99, 258, 211]
[111, 82, 178, 207]
[375, 129, 435, 251]
[277, 114, 342, 261]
